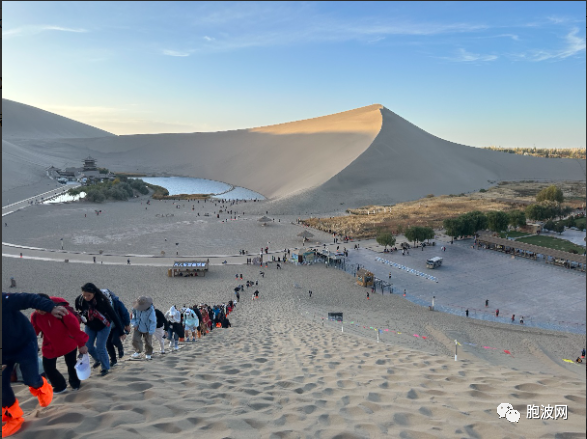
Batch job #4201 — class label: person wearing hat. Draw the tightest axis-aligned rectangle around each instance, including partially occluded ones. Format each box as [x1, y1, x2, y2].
[130, 296, 157, 360]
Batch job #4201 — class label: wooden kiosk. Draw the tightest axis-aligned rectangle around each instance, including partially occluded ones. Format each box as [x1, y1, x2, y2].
[356, 268, 374, 287]
[168, 260, 209, 277]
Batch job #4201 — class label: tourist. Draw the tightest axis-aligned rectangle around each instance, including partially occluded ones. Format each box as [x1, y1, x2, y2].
[75, 283, 125, 376]
[511, 314, 515, 323]
[31, 294, 89, 393]
[191, 305, 204, 339]
[183, 307, 199, 342]
[221, 313, 232, 328]
[165, 305, 182, 350]
[309, 290, 312, 298]
[495, 309, 499, 317]
[130, 296, 157, 360]
[465, 309, 469, 317]
[101, 289, 130, 367]
[2, 293, 69, 437]
[153, 308, 168, 354]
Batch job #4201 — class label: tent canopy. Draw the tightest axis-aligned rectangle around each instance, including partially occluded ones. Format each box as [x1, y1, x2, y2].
[297, 230, 314, 238]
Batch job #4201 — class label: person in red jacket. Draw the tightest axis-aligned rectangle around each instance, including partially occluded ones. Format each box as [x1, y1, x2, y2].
[31, 294, 89, 393]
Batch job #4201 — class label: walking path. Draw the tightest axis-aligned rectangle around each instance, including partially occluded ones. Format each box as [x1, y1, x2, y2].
[3, 190, 584, 334]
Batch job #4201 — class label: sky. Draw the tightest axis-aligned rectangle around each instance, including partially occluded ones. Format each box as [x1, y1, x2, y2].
[3, 1, 586, 148]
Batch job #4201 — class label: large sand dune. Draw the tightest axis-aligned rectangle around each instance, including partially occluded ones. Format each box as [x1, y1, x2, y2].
[3, 99, 585, 211]
[3, 99, 114, 140]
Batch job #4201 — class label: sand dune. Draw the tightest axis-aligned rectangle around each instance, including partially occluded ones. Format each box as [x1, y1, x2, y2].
[2, 99, 585, 212]
[2, 99, 114, 140]
[3, 259, 585, 439]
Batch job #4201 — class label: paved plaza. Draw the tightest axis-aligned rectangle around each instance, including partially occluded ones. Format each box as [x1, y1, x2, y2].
[344, 238, 586, 333]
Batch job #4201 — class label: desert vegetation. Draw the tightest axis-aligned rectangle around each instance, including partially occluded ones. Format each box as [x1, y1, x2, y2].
[303, 181, 585, 239]
[68, 177, 149, 203]
[484, 146, 586, 160]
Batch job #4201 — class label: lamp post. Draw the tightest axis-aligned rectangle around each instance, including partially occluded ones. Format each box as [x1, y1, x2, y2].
[431, 295, 435, 311]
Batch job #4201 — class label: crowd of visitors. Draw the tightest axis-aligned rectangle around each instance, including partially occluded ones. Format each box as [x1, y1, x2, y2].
[2, 288, 236, 437]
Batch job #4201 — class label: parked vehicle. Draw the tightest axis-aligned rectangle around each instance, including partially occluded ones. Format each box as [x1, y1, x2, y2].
[426, 257, 443, 269]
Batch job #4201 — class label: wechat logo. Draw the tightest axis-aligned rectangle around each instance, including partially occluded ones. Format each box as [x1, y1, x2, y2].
[497, 403, 520, 423]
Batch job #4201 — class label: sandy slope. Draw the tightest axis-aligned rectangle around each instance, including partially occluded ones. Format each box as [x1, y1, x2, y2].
[2, 99, 114, 140]
[2, 100, 585, 212]
[3, 259, 585, 439]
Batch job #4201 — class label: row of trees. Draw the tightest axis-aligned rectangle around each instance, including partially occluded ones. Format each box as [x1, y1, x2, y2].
[525, 185, 574, 221]
[68, 178, 150, 203]
[484, 146, 586, 160]
[376, 226, 435, 249]
[442, 210, 525, 240]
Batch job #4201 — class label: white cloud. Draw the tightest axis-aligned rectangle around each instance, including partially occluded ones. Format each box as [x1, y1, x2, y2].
[203, 36, 215, 42]
[441, 48, 498, 62]
[162, 49, 190, 57]
[2, 25, 88, 38]
[517, 28, 585, 61]
[496, 33, 519, 41]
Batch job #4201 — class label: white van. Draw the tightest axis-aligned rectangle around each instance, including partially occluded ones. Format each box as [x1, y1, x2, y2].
[426, 257, 443, 269]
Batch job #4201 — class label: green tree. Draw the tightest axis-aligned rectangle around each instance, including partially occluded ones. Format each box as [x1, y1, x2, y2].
[553, 222, 565, 234]
[536, 185, 564, 204]
[443, 218, 464, 241]
[404, 226, 418, 246]
[421, 227, 435, 242]
[85, 190, 105, 203]
[564, 217, 576, 228]
[543, 220, 555, 231]
[508, 210, 526, 229]
[486, 211, 510, 234]
[376, 232, 396, 249]
[462, 211, 488, 235]
[525, 203, 555, 221]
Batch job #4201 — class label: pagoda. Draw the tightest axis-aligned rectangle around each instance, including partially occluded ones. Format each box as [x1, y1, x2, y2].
[82, 156, 97, 172]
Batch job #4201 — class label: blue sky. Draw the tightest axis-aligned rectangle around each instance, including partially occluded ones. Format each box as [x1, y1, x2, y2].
[3, 1, 586, 148]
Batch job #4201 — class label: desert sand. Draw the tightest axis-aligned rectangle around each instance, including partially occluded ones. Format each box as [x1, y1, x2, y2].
[2, 257, 586, 439]
[2, 99, 585, 211]
[2, 99, 586, 438]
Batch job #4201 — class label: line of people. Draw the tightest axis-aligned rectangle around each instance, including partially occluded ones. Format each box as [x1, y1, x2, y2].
[2, 286, 235, 437]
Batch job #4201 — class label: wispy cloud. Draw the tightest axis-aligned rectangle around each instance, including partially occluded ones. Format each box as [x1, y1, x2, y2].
[2, 25, 88, 39]
[515, 27, 585, 61]
[440, 48, 498, 62]
[203, 36, 215, 42]
[496, 33, 519, 41]
[162, 49, 190, 57]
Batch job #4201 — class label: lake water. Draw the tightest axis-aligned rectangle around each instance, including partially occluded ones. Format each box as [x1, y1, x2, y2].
[139, 177, 265, 200]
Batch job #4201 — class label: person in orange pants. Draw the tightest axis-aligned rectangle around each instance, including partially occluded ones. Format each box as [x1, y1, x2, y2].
[2, 292, 68, 437]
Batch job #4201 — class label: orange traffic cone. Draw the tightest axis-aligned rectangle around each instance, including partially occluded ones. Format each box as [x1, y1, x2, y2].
[29, 376, 53, 407]
[2, 400, 24, 437]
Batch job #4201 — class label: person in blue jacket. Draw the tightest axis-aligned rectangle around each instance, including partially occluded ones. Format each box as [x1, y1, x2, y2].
[2, 292, 68, 437]
[102, 289, 131, 367]
[130, 296, 157, 360]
